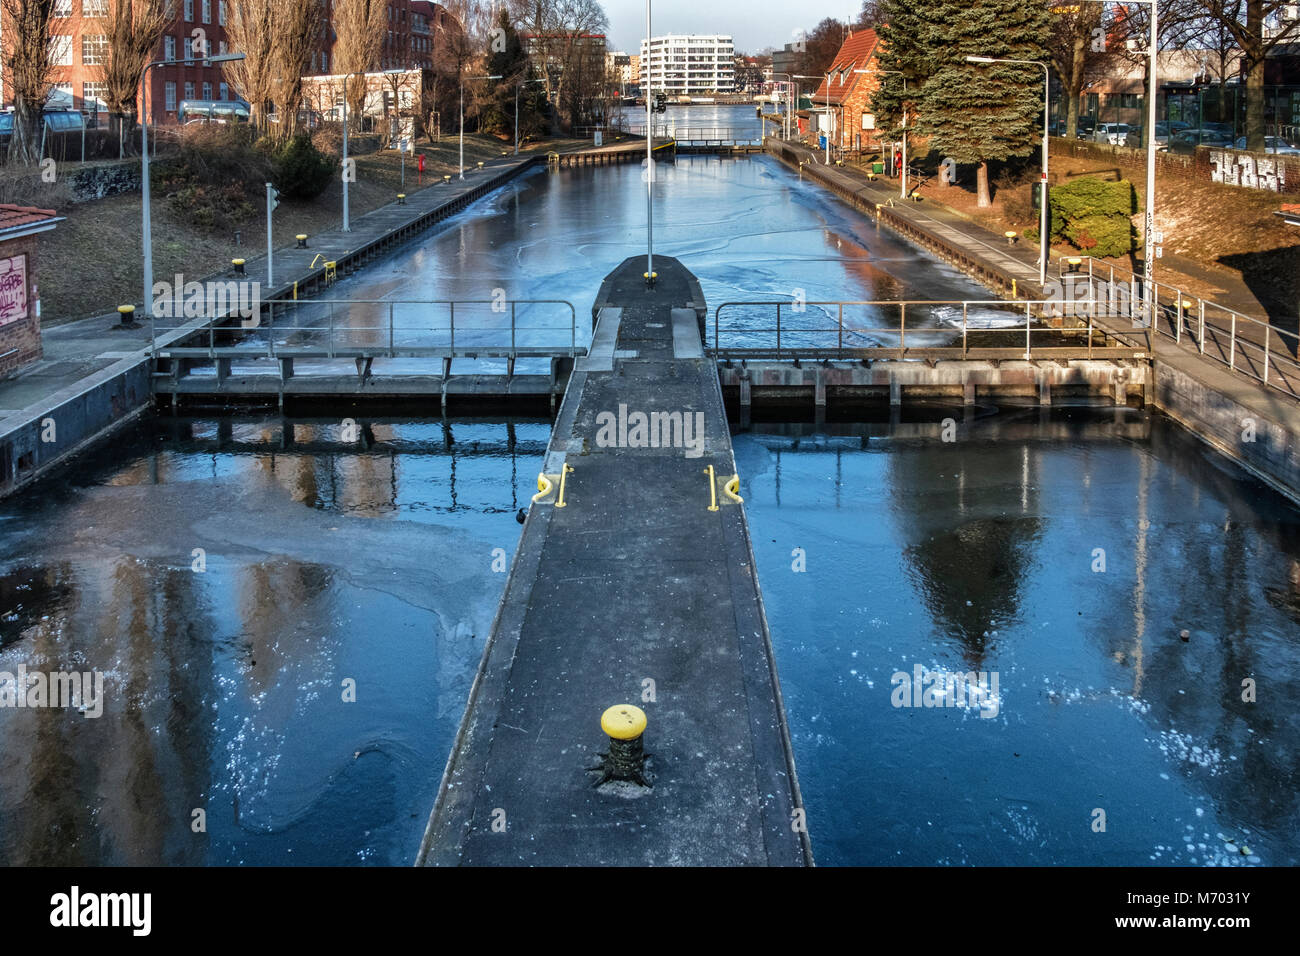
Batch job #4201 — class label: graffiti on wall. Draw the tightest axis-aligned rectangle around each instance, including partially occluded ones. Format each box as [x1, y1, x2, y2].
[1210, 150, 1288, 192]
[0, 254, 28, 327]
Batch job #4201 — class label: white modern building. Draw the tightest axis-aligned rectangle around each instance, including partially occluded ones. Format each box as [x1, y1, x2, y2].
[639, 34, 735, 95]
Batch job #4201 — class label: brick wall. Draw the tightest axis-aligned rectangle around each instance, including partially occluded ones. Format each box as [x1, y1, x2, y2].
[0, 235, 43, 378]
[1050, 137, 1300, 195]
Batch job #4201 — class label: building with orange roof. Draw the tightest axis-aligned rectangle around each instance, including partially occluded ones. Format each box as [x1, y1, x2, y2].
[0, 205, 62, 377]
[808, 28, 884, 156]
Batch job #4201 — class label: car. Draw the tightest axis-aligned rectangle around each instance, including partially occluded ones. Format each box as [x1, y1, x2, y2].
[1075, 117, 1096, 139]
[1167, 128, 1235, 154]
[1094, 122, 1130, 145]
[1232, 135, 1300, 155]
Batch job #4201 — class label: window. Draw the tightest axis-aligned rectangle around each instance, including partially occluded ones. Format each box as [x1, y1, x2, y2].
[82, 81, 108, 110]
[320, 51, 327, 71]
[219, 82, 228, 100]
[81, 34, 108, 66]
[187, 35, 202, 59]
[183, 0, 192, 20]
[201, 0, 210, 22]
[184, 81, 195, 100]
[165, 82, 177, 111]
[164, 35, 176, 60]
[49, 35, 73, 66]
[202, 82, 211, 100]
[861, 112, 875, 130]
[52, 0, 72, 16]
[218, 0, 225, 24]
[218, 40, 226, 55]
[82, 0, 108, 15]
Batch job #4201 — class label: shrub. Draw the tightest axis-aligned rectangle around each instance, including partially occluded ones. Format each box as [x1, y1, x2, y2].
[154, 124, 271, 232]
[272, 132, 336, 201]
[1035, 176, 1138, 258]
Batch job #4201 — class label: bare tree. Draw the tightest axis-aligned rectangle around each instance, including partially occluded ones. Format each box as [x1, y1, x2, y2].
[1047, 3, 1108, 138]
[1, 0, 57, 163]
[275, 0, 326, 139]
[99, 0, 171, 156]
[225, 0, 279, 132]
[332, 0, 386, 123]
[1196, 0, 1299, 149]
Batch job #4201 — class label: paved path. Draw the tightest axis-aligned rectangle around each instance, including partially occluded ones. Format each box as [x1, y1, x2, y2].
[418, 256, 812, 866]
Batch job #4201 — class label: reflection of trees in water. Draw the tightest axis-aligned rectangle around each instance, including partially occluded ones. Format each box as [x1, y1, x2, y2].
[889, 440, 1042, 668]
[2, 561, 217, 865]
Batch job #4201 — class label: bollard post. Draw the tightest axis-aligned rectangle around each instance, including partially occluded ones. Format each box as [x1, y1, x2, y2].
[296, 234, 308, 248]
[592, 705, 650, 787]
[232, 258, 246, 276]
[115, 304, 139, 329]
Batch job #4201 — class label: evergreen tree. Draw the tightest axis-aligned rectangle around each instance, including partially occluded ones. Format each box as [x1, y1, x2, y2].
[480, 10, 538, 139]
[875, 0, 1051, 207]
[871, 0, 928, 143]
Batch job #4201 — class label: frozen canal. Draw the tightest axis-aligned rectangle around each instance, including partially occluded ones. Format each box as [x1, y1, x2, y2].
[1, 140, 1297, 864]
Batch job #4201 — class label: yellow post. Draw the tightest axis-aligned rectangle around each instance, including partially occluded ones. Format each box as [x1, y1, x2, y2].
[555, 463, 574, 508]
[704, 465, 718, 511]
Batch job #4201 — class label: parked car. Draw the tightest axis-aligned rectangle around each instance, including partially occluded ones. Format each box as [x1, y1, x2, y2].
[1075, 117, 1096, 139]
[1167, 128, 1235, 153]
[1094, 122, 1130, 145]
[1232, 135, 1300, 155]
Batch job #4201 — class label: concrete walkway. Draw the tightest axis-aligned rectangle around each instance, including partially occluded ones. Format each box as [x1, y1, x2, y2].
[770, 140, 1300, 445]
[419, 256, 812, 866]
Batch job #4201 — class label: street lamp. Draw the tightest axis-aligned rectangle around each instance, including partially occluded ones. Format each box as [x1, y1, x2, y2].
[855, 68, 908, 198]
[794, 74, 823, 157]
[460, 74, 502, 179]
[341, 69, 367, 232]
[645, 0, 653, 284]
[967, 55, 1050, 287]
[1077, 0, 1159, 318]
[515, 77, 543, 155]
[141, 51, 245, 317]
[770, 72, 796, 139]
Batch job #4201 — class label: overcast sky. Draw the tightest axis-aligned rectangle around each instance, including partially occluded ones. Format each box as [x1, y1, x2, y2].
[598, 0, 858, 55]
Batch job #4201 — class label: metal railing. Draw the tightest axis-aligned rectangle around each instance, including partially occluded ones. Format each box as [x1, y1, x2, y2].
[710, 299, 1144, 361]
[1063, 258, 1300, 399]
[151, 298, 583, 361]
[627, 125, 762, 146]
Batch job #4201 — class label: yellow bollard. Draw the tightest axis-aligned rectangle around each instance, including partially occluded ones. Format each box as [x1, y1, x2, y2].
[704, 465, 718, 511]
[555, 463, 574, 508]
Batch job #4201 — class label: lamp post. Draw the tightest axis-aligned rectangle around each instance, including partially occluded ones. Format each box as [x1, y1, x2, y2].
[855, 68, 908, 197]
[794, 74, 823, 157]
[461, 73, 503, 179]
[141, 51, 245, 317]
[645, 0, 653, 284]
[771, 72, 796, 139]
[1078, 0, 1159, 318]
[967, 55, 1050, 287]
[515, 77, 542, 154]
[341, 69, 366, 232]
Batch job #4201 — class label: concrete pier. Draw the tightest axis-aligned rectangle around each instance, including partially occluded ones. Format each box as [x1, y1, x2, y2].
[418, 256, 812, 866]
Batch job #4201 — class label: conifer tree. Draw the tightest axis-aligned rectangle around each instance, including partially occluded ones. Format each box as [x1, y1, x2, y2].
[875, 0, 1051, 207]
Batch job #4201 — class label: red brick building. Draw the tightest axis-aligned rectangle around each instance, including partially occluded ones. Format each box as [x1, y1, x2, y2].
[809, 28, 883, 155]
[0, 206, 62, 377]
[6, 0, 463, 126]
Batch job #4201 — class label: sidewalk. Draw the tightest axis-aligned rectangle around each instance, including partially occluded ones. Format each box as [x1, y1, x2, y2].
[769, 139, 1300, 440]
[0, 154, 539, 426]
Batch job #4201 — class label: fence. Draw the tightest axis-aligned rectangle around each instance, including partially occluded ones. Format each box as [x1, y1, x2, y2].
[1065, 258, 1300, 399]
[150, 298, 583, 362]
[710, 299, 1143, 362]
